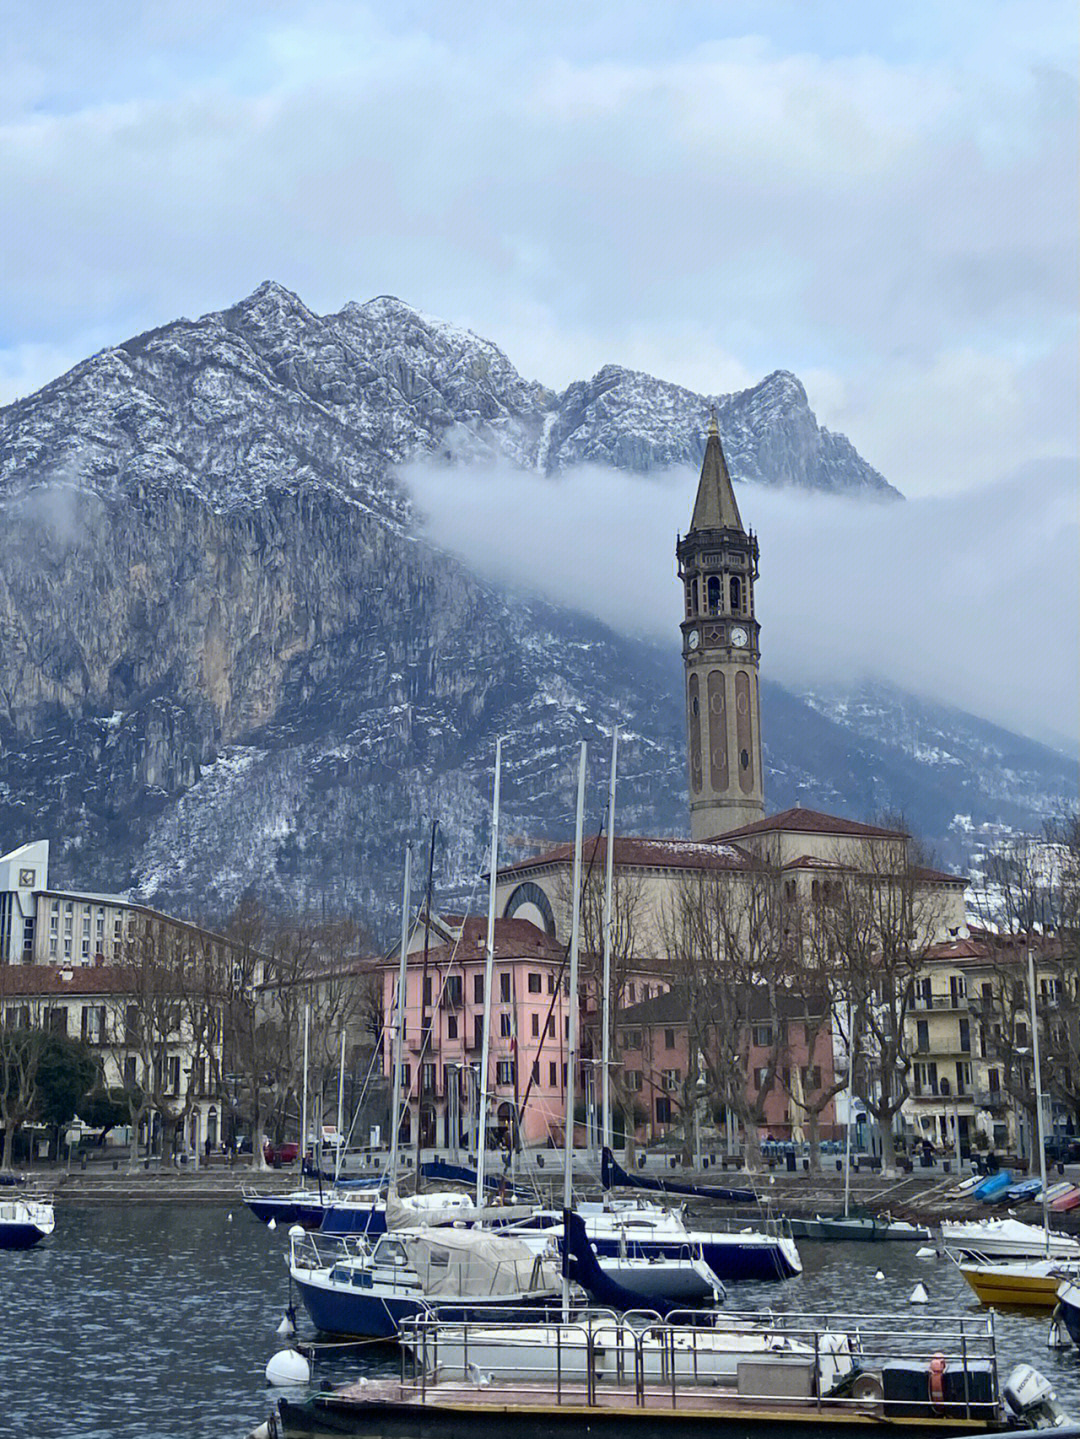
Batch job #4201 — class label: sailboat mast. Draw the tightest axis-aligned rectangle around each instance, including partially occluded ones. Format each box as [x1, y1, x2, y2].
[562, 741, 588, 1316]
[476, 738, 503, 1209]
[388, 843, 413, 1188]
[601, 727, 618, 1155]
[416, 821, 438, 1189]
[300, 1003, 310, 1178]
[334, 1028, 346, 1183]
[1028, 945, 1051, 1256]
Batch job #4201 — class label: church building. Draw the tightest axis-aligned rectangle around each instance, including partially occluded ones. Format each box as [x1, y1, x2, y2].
[490, 418, 966, 1147]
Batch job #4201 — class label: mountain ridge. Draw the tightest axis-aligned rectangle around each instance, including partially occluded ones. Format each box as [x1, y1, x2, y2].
[0, 283, 1067, 935]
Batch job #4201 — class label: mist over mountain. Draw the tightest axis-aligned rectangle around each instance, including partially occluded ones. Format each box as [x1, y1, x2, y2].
[0, 283, 1070, 932]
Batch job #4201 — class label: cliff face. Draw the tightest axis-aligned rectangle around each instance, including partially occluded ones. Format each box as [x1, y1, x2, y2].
[0, 284, 1068, 931]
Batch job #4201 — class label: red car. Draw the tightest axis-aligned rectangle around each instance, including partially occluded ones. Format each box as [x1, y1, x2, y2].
[263, 1140, 299, 1167]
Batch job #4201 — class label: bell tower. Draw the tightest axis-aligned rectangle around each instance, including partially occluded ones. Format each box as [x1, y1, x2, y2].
[677, 414, 764, 838]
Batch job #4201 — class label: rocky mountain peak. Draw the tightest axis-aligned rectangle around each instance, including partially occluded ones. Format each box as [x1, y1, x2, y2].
[0, 283, 1066, 930]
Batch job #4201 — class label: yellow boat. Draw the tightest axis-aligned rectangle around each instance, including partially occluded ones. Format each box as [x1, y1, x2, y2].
[958, 1259, 1078, 1308]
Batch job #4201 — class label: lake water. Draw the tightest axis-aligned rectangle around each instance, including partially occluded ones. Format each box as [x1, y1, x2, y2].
[2, 1204, 1080, 1438]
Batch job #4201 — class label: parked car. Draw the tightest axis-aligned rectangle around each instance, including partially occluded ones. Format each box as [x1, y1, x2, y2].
[263, 1140, 299, 1167]
[1045, 1137, 1080, 1164]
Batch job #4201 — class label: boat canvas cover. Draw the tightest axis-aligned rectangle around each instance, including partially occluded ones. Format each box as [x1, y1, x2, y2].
[402, 1230, 555, 1298]
[384, 1189, 534, 1231]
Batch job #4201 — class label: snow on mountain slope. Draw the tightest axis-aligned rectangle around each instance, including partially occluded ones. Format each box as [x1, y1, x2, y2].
[0, 283, 1061, 932]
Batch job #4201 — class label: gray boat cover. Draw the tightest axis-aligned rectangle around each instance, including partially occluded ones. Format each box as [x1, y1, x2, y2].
[401, 1229, 559, 1298]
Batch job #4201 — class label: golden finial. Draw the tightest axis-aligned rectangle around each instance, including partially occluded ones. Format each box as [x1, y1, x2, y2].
[707, 408, 719, 437]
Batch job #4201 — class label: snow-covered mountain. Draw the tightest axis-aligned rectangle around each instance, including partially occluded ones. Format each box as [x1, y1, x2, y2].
[0, 283, 1068, 933]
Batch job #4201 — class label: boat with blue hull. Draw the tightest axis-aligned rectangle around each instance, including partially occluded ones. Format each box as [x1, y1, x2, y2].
[289, 1226, 565, 1340]
[1055, 1280, 1080, 1349]
[507, 1201, 800, 1284]
[0, 1196, 54, 1250]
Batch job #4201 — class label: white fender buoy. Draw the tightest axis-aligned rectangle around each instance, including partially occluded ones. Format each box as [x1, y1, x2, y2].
[288, 1224, 305, 1239]
[909, 1282, 929, 1304]
[915, 1247, 937, 1259]
[250, 1424, 272, 1439]
[268, 1217, 277, 1231]
[265, 1348, 311, 1387]
[227, 1212, 233, 1222]
[276, 1310, 296, 1338]
[874, 1270, 886, 1281]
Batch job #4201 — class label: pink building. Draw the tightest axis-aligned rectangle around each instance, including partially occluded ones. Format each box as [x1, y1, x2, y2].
[616, 985, 839, 1146]
[375, 912, 671, 1150]
[377, 914, 574, 1149]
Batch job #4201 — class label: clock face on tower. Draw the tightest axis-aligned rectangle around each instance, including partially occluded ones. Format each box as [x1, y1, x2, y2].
[730, 626, 748, 648]
[687, 629, 700, 650]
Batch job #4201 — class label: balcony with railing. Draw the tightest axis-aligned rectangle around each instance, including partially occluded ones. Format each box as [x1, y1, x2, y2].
[911, 993, 969, 1012]
[975, 1089, 1009, 1111]
[909, 1085, 975, 1105]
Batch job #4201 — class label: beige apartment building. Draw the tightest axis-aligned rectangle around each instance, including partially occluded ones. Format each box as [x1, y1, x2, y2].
[902, 930, 1066, 1158]
[0, 963, 225, 1155]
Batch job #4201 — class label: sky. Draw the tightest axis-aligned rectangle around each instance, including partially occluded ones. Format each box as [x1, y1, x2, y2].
[1, 2, 1076, 742]
[2, 1, 1076, 502]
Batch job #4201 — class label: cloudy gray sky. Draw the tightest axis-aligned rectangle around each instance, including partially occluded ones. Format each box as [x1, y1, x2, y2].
[2, 1, 1076, 503]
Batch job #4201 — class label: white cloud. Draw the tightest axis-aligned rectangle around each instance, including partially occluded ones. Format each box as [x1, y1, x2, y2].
[403, 455, 1078, 749]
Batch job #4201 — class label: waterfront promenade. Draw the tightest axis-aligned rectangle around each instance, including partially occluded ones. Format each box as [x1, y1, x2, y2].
[24, 1150, 1080, 1226]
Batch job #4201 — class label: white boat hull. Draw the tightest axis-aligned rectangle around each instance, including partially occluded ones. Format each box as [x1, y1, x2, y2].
[942, 1219, 1080, 1260]
[404, 1320, 831, 1387]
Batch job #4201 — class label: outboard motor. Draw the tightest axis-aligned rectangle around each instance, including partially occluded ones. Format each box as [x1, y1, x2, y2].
[1003, 1364, 1070, 1429]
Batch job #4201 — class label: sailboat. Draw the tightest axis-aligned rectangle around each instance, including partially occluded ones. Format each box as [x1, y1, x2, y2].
[955, 947, 1080, 1305]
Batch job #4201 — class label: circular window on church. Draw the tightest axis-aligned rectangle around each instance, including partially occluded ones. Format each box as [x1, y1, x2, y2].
[740, 749, 750, 770]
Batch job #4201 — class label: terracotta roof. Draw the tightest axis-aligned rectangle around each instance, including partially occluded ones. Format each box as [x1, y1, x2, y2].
[912, 864, 966, 886]
[925, 930, 1061, 964]
[923, 937, 990, 962]
[498, 835, 751, 879]
[709, 807, 908, 841]
[0, 964, 141, 996]
[372, 916, 566, 968]
[781, 855, 856, 872]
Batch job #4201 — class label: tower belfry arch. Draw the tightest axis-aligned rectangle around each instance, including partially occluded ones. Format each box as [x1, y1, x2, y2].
[677, 414, 764, 838]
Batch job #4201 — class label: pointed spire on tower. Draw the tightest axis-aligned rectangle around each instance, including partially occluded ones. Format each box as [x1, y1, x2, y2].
[690, 409, 743, 532]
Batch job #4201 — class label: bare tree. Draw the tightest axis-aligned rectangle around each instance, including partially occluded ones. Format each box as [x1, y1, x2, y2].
[554, 855, 648, 1162]
[662, 862, 787, 1168]
[774, 894, 856, 1171]
[818, 830, 947, 1175]
[971, 820, 1080, 1152]
[226, 910, 366, 1168]
[114, 920, 195, 1165]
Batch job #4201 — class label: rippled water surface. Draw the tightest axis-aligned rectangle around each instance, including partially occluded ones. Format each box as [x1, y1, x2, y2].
[3, 1204, 1080, 1438]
